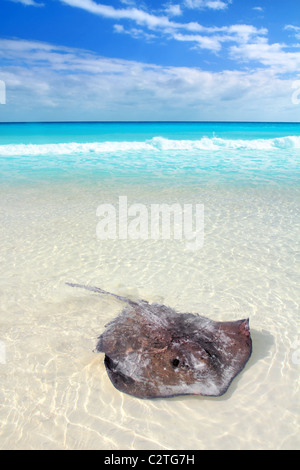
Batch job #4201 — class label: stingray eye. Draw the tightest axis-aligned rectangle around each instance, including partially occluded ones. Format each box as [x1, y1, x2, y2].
[172, 358, 180, 368]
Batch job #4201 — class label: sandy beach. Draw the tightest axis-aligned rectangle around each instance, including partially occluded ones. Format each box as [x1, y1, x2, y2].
[0, 174, 299, 449]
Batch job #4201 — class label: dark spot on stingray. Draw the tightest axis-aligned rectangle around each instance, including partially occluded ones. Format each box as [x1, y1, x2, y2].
[172, 358, 180, 368]
[66, 282, 252, 399]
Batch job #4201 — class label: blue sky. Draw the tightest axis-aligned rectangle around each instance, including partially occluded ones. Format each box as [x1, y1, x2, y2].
[0, 0, 300, 121]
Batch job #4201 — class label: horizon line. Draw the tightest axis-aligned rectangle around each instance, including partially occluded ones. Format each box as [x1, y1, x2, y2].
[0, 120, 299, 124]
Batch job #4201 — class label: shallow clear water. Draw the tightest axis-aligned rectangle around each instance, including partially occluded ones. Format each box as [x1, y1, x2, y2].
[0, 122, 299, 449]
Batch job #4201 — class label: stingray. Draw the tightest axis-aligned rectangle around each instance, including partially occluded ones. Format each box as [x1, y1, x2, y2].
[66, 282, 252, 399]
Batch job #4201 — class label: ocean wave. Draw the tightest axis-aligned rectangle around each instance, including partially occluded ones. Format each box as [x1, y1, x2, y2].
[0, 135, 300, 156]
[149, 136, 300, 150]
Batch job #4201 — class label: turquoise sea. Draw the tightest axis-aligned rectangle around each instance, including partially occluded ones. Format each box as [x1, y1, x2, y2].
[0, 122, 299, 450]
[0, 121, 299, 186]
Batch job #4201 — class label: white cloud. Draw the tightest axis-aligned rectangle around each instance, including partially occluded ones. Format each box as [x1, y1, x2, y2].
[253, 6, 263, 12]
[59, 0, 175, 29]
[0, 38, 299, 122]
[163, 3, 182, 17]
[8, 0, 44, 6]
[59, 0, 267, 53]
[119, 0, 137, 5]
[173, 32, 222, 52]
[184, 0, 231, 10]
[230, 41, 300, 73]
[172, 25, 268, 53]
[285, 25, 300, 40]
[113, 24, 125, 34]
[113, 24, 157, 41]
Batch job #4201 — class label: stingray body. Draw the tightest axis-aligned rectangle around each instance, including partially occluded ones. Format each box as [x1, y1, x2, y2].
[67, 283, 252, 399]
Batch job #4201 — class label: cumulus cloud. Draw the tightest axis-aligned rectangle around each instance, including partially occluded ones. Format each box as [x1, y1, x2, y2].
[0, 38, 298, 121]
[230, 41, 300, 73]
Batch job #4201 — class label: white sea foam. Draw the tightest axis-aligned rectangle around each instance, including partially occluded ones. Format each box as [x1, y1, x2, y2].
[0, 135, 300, 156]
[150, 136, 300, 150]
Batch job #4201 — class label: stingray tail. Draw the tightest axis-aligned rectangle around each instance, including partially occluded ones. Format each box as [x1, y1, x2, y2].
[65, 282, 143, 305]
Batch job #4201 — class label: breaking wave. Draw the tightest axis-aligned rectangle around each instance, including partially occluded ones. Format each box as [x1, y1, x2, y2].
[0, 135, 300, 156]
